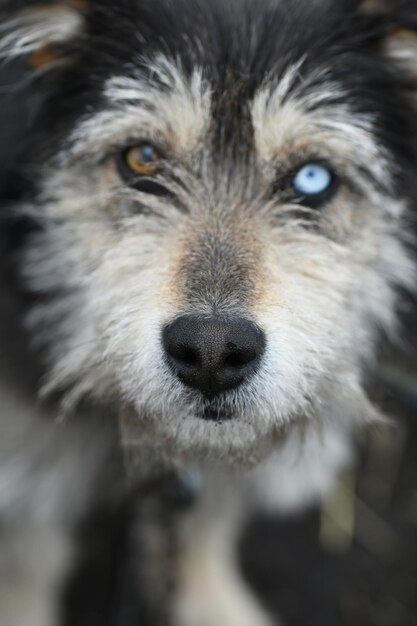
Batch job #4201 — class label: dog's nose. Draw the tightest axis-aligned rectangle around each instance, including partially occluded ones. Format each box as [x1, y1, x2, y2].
[162, 315, 265, 397]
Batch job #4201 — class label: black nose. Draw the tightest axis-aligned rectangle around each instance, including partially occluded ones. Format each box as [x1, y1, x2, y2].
[162, 315, 265, 397]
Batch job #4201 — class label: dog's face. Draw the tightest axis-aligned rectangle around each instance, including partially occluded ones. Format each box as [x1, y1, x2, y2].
[2, 0, 417, 462]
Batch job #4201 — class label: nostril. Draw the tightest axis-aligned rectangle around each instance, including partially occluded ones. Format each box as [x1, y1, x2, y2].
[167, 344, 200, 367]
[223, 348, 257, 369]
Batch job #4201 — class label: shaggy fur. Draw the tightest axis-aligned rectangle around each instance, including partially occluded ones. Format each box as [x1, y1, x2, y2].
[0, 0, 416, 624]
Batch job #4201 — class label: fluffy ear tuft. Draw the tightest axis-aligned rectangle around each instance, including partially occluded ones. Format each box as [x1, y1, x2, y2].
[361, 0, 389, 13]
[358, 1, 417, 79]
[0, 2, 86, 67]
[385, 28, 417, 78]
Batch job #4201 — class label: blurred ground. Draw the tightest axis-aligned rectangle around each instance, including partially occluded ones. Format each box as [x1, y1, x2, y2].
[242, 393, 417, 626]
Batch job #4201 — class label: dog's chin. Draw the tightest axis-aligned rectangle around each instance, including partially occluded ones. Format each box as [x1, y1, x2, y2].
[197, 401, 234, 423]
[134, 398, 285, 466]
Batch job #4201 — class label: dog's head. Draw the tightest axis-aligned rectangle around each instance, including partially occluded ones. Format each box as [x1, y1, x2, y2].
[2, 0, 417, 462]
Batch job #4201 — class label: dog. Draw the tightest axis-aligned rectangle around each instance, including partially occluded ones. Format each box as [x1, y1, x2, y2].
[0, 0, 416, 624]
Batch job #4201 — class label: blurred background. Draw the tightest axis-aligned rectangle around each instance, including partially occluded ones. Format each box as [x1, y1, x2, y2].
[1, 53, 416, 626]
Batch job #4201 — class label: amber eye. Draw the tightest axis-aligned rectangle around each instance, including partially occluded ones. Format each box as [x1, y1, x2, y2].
[124, 144, 161, 176]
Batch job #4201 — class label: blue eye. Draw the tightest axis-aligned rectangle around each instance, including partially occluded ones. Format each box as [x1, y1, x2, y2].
[293, 163, 333, 196]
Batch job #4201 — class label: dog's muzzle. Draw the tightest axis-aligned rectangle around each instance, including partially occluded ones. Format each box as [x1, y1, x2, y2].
[162, 315, 265, 399]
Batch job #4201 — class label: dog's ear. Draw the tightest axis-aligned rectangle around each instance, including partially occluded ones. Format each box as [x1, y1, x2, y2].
[385, 27, 417, 77]
[0, 1, 88, 69]
[358, 1, 417, 78]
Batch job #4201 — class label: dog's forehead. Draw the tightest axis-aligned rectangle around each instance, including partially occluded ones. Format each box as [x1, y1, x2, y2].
[49, 0, 406, 186]
[63, 0, 382, 153]
[89, 0, 344, 99]
[69, 53, 384, 188]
